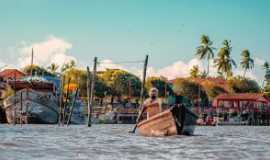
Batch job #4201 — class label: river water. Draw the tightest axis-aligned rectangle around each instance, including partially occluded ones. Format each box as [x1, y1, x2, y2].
[0, 124, 270, 160]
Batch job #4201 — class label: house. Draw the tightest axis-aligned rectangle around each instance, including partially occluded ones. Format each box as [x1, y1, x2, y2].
[0, 69, 26, 81]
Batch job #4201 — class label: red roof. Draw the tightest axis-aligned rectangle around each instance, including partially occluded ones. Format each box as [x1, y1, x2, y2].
[7, 80, 54, 92]
[212, 93, 270, 107]
[0, 69, 26, 80]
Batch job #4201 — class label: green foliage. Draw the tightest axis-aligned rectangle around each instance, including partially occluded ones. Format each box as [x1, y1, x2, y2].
[263, 82, 270, 98]
[61, 60, 76, 73]
[263, 61, 270, 81]
[145, 77, 172, 97]
[214, 40, 236, 79]
[22, 65, 55, 77]
[189, 65, 200, 78]
[228, 76, 260, 93]
[47, 63, 59, 74]
[196, 35, 215, 75]
[63, 68, 109, 98]
[0, 85, 14, 99]
[172, 78, 207, 102]
[202, 81, 227, 100]
[99, 69, 141, 97]
[240, 49, 254, 77]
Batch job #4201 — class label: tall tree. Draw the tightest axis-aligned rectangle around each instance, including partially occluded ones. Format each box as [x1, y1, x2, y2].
[145, 77, 172, 97]
[263, 61, 269, 71]
[100, 69, 141, 103]
[214, 40, 236, 79]
[22, 65, 55, 77]
[189, 65, 200, 78]
[228, 76, 260, 93]
[262, 61, 270, 86]
[47, 63, 59, 74]
[61, 60, 76, 73]
[240, 50, 254, 78]
[196, 35, 215, 76]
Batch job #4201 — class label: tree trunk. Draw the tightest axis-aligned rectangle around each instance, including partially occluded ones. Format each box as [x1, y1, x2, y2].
[111, 95, 114, 105]
[207, 59, 210, 76]
[243, 69, 247, 78]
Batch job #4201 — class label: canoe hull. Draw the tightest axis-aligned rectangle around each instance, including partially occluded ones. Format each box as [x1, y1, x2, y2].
[137, 105, 198, 137]
[3, 89, 59, 124]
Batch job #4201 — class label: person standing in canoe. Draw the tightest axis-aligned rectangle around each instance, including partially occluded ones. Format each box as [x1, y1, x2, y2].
[142, 88, 162, 119]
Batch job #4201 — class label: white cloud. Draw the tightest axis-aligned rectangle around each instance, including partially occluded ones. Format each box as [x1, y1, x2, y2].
[96, 58, 205, 80]
[0, 61, 7, 70]
[148, 58, 203, 80]
[96, 57, 264, 82]
[1, 35, 266, 82]
[98, 59, 125, 71]
[254, 57, 265, 66]
[233, 69, 257, 80]
[18, 35, 76, 69]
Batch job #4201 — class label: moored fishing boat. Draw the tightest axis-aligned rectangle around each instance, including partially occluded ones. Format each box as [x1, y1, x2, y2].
[137, 104, 198, 137]
[3, 88, 59, 124]
[2, 79, 59, 124]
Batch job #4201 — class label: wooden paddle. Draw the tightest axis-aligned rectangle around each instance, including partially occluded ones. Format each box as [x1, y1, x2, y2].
[129, 106, 146, 133]
[129, 55, 148, 133]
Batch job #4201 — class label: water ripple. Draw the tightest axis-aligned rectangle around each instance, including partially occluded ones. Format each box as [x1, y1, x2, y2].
[1, 124, 270, 160]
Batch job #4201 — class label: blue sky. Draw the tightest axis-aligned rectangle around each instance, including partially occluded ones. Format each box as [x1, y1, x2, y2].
[0, 0, 270, 81]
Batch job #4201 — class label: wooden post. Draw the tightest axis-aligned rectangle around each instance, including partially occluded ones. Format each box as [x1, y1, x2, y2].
[87, 57, 98, 127]
[30, 48, 34, 80]
[87, 57, 97, 127]
[20, 92, 23, 126]
[130, 55, 148, 133]
[58, 75, 65, 126]
[66, 87, 79, 126]
[86, 66, 91, 127]
[128, 79, 131, 99]
[62, 78, 71, 125]
[13, 72, 17, 125]
[139, 55, 148, 109]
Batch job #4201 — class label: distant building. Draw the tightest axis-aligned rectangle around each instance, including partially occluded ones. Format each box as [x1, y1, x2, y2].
[213, 93, 270, 108]
[0, 69, 26, 81]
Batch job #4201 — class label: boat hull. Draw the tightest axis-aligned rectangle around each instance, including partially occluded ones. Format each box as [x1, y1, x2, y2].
[137, 105, 198, 137]
[3, 89, 59, 124]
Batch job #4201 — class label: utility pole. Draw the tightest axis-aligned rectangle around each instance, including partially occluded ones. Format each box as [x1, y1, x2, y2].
[87, 57, 97, 127]
[30, 48, 34, 80]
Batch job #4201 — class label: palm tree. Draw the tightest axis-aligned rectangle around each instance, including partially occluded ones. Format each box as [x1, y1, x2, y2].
[196, 35, 215, 76]
[263, 61, 269, 71]
[61, 60, 76, 73]
[240, 50, 254, 78]
[262, 61, 270, 84]
[69, 60, 76, 68]
[47, 63, 59, 74]
[214, 40, 236, 79]
[190, 65, 200, 78]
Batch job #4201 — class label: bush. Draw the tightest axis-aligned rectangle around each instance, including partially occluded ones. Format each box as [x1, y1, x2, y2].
[228, 76, 260, 93]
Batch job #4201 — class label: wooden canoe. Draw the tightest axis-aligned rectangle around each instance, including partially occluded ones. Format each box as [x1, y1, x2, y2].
[137, 104, 198, 137]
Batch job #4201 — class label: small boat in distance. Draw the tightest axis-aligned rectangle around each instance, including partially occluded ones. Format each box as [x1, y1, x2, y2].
[137, 103, 198, 137]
